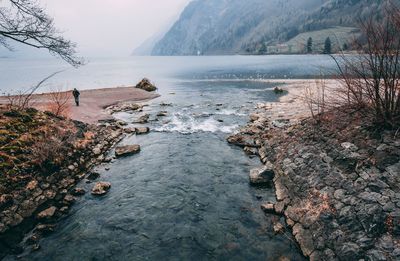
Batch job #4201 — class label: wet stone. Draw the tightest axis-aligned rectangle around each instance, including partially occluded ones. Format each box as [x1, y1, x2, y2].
[249, 163, 274, 185]
[37, 207, 57, 220]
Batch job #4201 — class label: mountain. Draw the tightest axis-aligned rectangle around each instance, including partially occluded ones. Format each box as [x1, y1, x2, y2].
[132, 32, 165, 56]
[152, 0, 397, 55]
[132, 11, 184, 56]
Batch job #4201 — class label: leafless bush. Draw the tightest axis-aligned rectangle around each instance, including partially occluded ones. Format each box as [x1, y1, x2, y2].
[302, 78, 328, 123]
[46, 87, 72, 117]
[332, 2, 400, 128]
[31, 126, 75, 171]
[2, 70, 64, 110]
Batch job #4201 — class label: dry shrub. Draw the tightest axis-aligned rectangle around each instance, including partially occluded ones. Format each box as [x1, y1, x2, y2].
[31, 125, 76, 172]
[2, 71, 65, 111]
[302, 78, 329, 123]
[4, 91, 35, 111]
[45, 87, 72, 117]
[332, 2, 400, 129]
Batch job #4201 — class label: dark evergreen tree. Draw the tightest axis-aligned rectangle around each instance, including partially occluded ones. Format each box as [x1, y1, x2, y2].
[324, 37, 332, 54]
[307, 37, 313, 53]
[259, 42, 267, 54]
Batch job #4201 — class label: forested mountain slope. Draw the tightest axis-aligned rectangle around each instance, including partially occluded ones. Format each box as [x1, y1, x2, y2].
[152, 0, 397, 55]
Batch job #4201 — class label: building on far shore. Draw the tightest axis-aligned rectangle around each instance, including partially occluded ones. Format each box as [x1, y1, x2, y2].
[267, 43, 296, 54]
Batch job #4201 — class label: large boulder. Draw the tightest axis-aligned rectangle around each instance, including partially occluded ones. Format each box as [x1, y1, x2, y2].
[91, 182, 111, 196]
[135, 78, 157, 92]
[249, 162, 275, 185]
[157, 111, 168, 117]
[227, 134, 258, 148]
[135, 127, 150, 135]
[115, 145, 141, 157]
[136, 114, 150, 124]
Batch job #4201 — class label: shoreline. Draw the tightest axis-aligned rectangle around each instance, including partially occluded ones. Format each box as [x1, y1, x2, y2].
[0, 108, 126, 257]
[0, 86, 160, 124]
[228, 80, 400, 260]
[0, 86, 159, 257]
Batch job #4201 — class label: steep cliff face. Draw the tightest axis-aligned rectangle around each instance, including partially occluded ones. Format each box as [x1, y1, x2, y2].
[151, 0, 397, 55]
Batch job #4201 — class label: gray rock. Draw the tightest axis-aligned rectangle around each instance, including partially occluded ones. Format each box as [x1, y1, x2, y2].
[35, 224, 56, 234]
[92, 147, 102, 155]
[123, 128, 136, 134]
[37, 206, 57, 220]
[273, 222, 285, 234]
[376, 144, 389, 151]
[244, 146, 258, 156]
[60, 178, 75, 189]
[135, 78, 157, 92]
[378, 235, 394, 251]
[63, 195, 76, 205]
[91, 182, 111, 196]
[366, 250, 387, 261]
[115, 145, 141, 157]
[357, 236, 374, 249]
[137, 114, 150, 124]
[274, 201, 285, 214]
[157, 111, 168, 117]
[338, 243, 360, 260]
[249, 113, 260, 122]
[293, 224, 315, 257]
[393, 248, 400, 257]
[275, 181, 289, 201]
[260, 202, 275, 213]
[60, 206, 69, 213]
[249, 162, 274, 185]
[341, 142, 358, 151]
[383, 202, 396, 212]
[334, 189, 346, 201]
[3, 211, 23, 227]
[135, 127, 150, 135]
[358, 191, 381, 203]
[18, 200, 38, 218]
[323, 249, 336, 260]
[227, 134, 258, 148]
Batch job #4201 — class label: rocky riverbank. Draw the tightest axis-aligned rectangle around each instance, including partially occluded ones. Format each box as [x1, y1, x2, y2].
[0, 86, 161, 257]
[0, 107, 130, 257]
[228, 90, 400, 260]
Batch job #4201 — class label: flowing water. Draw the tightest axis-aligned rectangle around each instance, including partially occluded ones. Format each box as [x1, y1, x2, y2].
[1, 55, 337, 260]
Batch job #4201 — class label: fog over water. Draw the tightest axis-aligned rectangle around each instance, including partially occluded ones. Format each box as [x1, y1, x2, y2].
[0, 0, 190, 58]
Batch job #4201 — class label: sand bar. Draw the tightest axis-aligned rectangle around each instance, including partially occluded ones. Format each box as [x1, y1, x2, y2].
[0, 86, 160, 124]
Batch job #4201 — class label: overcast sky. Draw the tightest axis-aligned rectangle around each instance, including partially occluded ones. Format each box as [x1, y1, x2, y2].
[38, 0, 190, 57]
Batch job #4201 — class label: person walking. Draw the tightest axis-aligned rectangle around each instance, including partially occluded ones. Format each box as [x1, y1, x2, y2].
[72, 88, 80, 106]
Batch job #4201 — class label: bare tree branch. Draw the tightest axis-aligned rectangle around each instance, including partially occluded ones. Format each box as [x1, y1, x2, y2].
[333, 1, 400, 128]
[0, 0, 83, 67]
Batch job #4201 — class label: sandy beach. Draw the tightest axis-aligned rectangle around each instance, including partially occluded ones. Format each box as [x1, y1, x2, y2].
[0, 86, 160, 124]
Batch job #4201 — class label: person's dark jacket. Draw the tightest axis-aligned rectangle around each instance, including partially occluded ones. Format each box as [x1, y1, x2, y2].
[72, 89, 80, 98]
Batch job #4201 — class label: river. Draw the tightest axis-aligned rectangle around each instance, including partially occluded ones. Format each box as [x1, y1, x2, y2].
[2, 55, 337, 260]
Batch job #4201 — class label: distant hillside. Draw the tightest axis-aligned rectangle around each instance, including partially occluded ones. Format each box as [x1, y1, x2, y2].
[152, 0, 398, 55]
[132, 33, 165, 56]
[267, 26, 360, 54]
